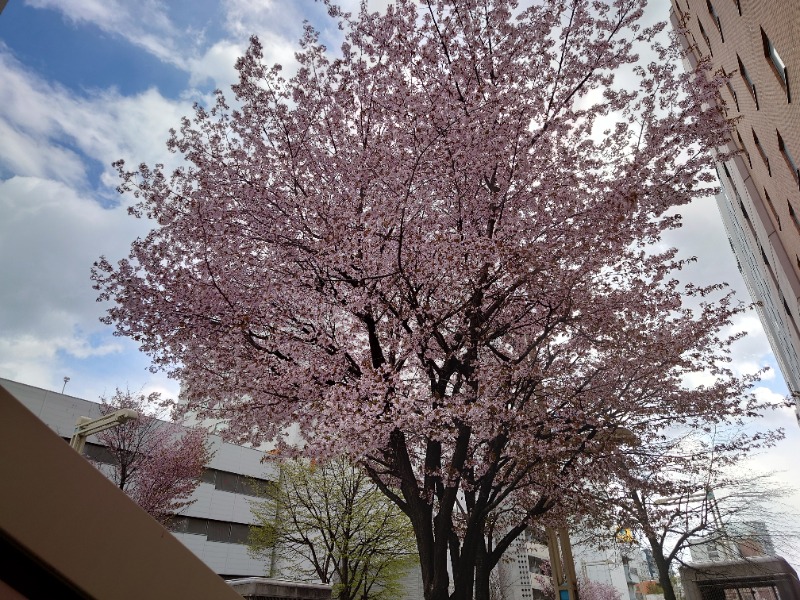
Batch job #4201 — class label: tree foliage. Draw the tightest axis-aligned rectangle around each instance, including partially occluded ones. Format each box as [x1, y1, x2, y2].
[93, 0, 782, 597]
[95, 388, 212, 526]
[248, 458, 416, 600]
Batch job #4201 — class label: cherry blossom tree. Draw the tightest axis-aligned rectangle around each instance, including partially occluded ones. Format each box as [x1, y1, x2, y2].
[92, 0, 781, 597]
[95, 389, 212, 526]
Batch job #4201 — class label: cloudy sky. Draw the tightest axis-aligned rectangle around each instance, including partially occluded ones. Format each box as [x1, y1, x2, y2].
[0, 0, 798, 559]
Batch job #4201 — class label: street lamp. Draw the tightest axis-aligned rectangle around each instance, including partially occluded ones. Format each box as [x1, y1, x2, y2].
[69, 409, 138, 454]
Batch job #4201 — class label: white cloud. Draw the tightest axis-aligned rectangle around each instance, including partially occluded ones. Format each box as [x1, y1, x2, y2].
[0, 46, 192, 403]
[24, 0, 188, 70]
[23, 0, 303, 94]
[0, 48, 188, 190]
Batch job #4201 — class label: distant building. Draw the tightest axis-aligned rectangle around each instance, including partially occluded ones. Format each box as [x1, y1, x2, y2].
[496, 530, 552, 600]
[670, 0, 800, 424]
[497, 528, 651, 600]
[688, 520, 775, 563]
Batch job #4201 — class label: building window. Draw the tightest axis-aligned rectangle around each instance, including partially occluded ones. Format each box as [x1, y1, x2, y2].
[200, 467, 274, 497]
[732, 0, 741, 15]
[737, 131, 751, 168]
[739, 198, 751, 222]
[172, 516, 255, 545]
[765, 189, 781, 230]
[788, 200, 800, 233]
[698, 19, 713, 55]
[762, 28, 790, 102]
[753, 129, 770, 176]
[706, 0, 724, 42]
[724, 69, 739, 111]
[738, 55, 759, 109]
[778, 130, 800, 190]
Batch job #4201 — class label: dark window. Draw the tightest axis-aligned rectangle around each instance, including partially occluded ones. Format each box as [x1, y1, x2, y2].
[83, 442, 117, 465]
[209, 469, 273, 497]
[698, 19, 713, 55]
[215, 471, 240, 493]
[723, 69, 739, 111]
[170, 516, 209, 537]
[706, 0, 724, 41]
[200, 468, 216, 485]
[739, 199, 750, 222]
[761, 246, 770, 266]
[753, 129, 771, 176]
[732, 0, 741, 15]
[788, 200, 800, 232]
[230, 523, 251, 545]
[737, 131, 751, 168]
[762, 28, 790, 102]
[765, 189, 781, 230]
[738, 55, 759, 109]
[207, 520, 232, 543]
[778, 131, 800, 189]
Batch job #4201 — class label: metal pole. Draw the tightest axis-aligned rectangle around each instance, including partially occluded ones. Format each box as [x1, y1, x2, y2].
[547, 526, 579, 600]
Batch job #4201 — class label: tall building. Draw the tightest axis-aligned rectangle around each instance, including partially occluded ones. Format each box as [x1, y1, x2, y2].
[670, 0, 800, 424]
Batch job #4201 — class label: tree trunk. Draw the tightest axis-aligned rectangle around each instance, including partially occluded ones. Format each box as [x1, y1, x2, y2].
[474, 538, 492, 600]
[647, 536, 677, 600]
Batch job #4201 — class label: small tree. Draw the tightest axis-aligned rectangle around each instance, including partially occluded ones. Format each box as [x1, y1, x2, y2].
[250, 459, 416, 600]
[588, 437, 793, 600]
[249, 458, 416, 600]
[95, 388, 212, 525]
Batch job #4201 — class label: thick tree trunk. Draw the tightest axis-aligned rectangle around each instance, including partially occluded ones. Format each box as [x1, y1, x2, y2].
[647, 536, 677, 600]
[474, 538, 492, 600]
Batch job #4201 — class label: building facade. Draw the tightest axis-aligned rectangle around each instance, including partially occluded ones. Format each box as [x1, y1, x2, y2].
[496, 528, 652, 600]
[670, 0, 800, 424]
[1, 377, 277, 579]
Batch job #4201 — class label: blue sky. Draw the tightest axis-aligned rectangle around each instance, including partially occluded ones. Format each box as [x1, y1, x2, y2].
[0, 0, 798, 557]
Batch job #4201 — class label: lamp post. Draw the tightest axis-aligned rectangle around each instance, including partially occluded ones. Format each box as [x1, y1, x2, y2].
[68, 409, 138, 454]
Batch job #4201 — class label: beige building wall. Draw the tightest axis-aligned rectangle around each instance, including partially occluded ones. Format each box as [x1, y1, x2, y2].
[672, 0, 800, 413]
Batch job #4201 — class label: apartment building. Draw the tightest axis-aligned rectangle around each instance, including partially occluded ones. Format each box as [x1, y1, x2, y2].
[671, 0, 800, 423]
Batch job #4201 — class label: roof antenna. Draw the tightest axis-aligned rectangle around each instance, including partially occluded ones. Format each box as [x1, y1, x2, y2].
[61, 376, 70, 394]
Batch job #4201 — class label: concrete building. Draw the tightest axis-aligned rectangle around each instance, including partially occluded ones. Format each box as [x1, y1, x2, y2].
[496, 528, 651, 600]
[689, 520, 776, 563]
[496, 530, 552, 600]
[1, 377, 277, 579]
[670, 0, 800, 423]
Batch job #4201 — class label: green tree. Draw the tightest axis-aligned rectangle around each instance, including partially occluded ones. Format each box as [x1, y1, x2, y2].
[249, 458, 417, 600]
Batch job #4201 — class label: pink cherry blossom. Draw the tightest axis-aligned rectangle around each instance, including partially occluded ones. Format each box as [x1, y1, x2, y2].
[92, 1, 781, 598]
